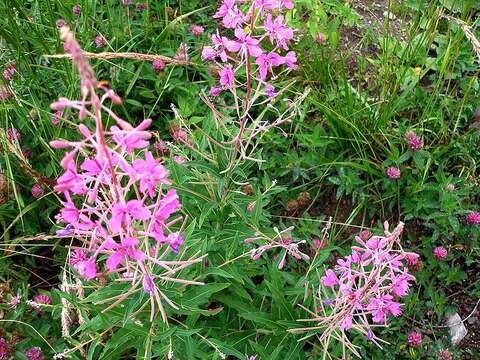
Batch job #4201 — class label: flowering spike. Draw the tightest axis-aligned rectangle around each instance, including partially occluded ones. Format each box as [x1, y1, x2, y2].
[50, 27, 202, 320]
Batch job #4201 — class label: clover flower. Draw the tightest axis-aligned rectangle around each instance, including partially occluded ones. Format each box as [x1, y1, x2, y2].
[95, 35, 106, 48]
[6, 128, 21, 142]
[433, 246, 448, 259]
[25, 347, 44, 360]
[2, 61, 15, 81]
[56, 19, 65, 28]
[316, 33, 326, 44]
[31, 183, 44, 198]
[405, 131, 422, 151]
[407, 331, 422, 347]
[34, 294, 52, 305]
[386, 166, 401, 179]
[290, 222, 418, 358]
[189, 24, 204, 36]
[136, 3, 147, 11]
[72, 5, 81, 16]
[51, 27, 203, 322]
[438, 349, 452, 360]
[466, 211, 480, 225]
[0, 338, 11, 359]
[152, 59, 165, 73]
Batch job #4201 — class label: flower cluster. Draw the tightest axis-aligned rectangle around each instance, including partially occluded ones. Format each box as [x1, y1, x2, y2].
[404, 131, 422, 151]
[0, 338, 11, 359]
[407, 331, 422, 347]
[433, 246, 448, 259]
[51, 27, 203, 322]
[25, 347, 44, 360]
[386, 166, 401, 179]
[466, 211, 480, 225]
[291, 222, 418, 357]
[202, 0, 297, 98]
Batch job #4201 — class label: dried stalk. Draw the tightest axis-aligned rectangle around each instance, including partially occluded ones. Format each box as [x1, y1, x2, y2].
[44, 51, 195, 66]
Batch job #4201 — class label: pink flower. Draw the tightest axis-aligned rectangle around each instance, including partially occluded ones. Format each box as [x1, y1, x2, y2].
[22, 147, 32, 158]
[9, 294, 21, 309]
[263, 14, 294, 50]
[2, 63, 15, 81]
[391, 274, 413, 297]
[109, 200, 151, 233]
[247, 201, 255, 213]
[31, 183, 44, 198]
[211, 33, 230, 62]
[466, 211, 480, 225]
[209, 87, 223, 96]
[6, 128, 21, 142]
[316, 33, 326, 44]
[74, 259, 97, 279]
[25, 347, 44, 360]
[359, 229, 372, 240]
[55, 158, 87, 195]
[367, 295, 402, 323]
[173, 155, 186, 164]
[111, 118, 152, 153]
[152, 59, 165, 73]
[136, 3, 147, 10]
[386, 166, 401, 179]
[165, 232, 184, 253]
[405, 131, 422, 151]
[281, 51, 298, 70]
[122, 0, 132, 5]
[433, 246, 448, 259]
[255, 51, 283, 80]
[143, 274, 155, 293]
[279, 0, 295, 9]
[214, 0, 247, 29]
[341, 314, 353, 330]
[52, 110, 62, 125]
[265, 84, 277, 98]
[34, 294, 52, 305]
[438, 349, 452, 360]
[72, 5, 81, 16]
[321, 269, 338, 287]
[226, 28, 263, 57]
[130, 151, 170, 197]
[56, 19, 65, 28]
[219, 65, 235, 87]
[70, 249, 88, 266]
[154, 140, 169, 155]
[189, 24, 204, 36]
[407, 331, 422, 347]
[104, 236, 146, 271]
[404, 252, 419, 266]
[0, 338, 11, 359]
[201, 46, 217, 61]
[95, 35, 106, 48]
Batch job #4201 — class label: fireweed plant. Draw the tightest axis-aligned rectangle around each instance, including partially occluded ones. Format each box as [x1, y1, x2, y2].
[50, 27, 204, 323]
[200, 0, 309, 173]
[289, 222, 418, 358]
